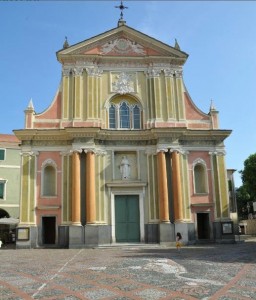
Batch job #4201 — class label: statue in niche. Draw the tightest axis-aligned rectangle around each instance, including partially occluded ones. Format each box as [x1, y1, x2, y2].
[119, 156, 130, 180]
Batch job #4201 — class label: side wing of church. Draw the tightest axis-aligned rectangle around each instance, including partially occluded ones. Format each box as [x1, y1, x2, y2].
[14, 22, 233, 248]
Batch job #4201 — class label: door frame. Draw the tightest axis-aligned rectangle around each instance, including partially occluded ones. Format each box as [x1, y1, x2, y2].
[110, 190, 145, 243]
[41, 215, 57, 245]
[196, 212, 212, 240]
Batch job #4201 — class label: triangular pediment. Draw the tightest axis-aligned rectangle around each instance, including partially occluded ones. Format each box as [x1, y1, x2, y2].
[57, 25, 188, 63]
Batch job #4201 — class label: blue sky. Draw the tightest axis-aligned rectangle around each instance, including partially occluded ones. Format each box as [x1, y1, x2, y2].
[1, 0, 256, 187]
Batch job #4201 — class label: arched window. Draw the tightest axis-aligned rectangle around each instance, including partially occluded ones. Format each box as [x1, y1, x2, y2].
[133, 105, 141, 129]
[42, 164, 56, 197]
[194, 162, 208, 194]
[109, 104, 116, 129]
[108, 98, 142, 130]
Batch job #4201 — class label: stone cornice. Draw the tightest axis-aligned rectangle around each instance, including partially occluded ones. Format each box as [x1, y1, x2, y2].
[14, 128, 231, 145]
[58, 55, 186, 68]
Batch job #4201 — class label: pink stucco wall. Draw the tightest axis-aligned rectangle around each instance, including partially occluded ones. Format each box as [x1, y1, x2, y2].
[36, 151, 62, 225]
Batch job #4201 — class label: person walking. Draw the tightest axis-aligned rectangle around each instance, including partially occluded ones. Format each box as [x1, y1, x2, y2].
[176, 232, 182, 251]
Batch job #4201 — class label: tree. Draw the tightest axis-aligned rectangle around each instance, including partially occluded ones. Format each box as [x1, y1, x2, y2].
[240, 153, 256, 201]
[236, 185, 251, 220]
[237, 153, 256, 219]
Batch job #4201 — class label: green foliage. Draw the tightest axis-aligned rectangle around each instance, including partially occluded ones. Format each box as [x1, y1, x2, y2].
[237, 153, 256, 219]
[236, 185, 251, 219]
[240, 153, 256, 201]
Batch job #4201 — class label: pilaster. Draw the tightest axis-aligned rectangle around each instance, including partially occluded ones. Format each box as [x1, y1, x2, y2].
[145, 68, 161, 123]
[85, 66, 103, 120]
[19, 151, 38, 225]
[61, 151, 72, 224]
[62, 67, 71, 119]
[73, 67, 83, 119]
[210, 151, 229, 220]
[163, 69, 175, 120]
[174, 70, 185, 120]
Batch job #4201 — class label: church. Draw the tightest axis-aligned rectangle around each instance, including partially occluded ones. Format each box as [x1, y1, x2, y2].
[14, 10, 234, 248]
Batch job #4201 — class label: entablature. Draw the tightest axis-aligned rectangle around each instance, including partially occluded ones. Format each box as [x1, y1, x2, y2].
[14, 128, 231, 147]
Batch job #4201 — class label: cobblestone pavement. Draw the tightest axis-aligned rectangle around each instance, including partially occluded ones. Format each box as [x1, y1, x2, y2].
[0, 239, 256, 300]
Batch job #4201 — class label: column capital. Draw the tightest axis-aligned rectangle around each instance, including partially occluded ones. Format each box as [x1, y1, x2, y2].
[83, 148, 107, 156]
[156, 148, 168, 154]
[209, 150, 226, 156]
[163, 68, 175, 77]
[60, 150, 73, 156]
[62, 67, 72, 77]
[71, 148, 83, 154]
[72, 67, 84, 76]
[175, 70, 183, 78]
[86, 66, 103, 77]
[145, 148, 157, 156]
[169, 148, 188, 155]
[145, 67, 161, 78]
[20, 150, 39, 157]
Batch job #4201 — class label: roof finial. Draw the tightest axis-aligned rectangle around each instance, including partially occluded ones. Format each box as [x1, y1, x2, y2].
[174, 38, 180, 50]
[63, 36, 69, 49]
[115, 1, 128, 26]
[210, 99, 216, 111]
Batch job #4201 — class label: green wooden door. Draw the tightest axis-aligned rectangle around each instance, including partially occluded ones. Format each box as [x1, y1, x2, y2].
[115, 195, 140, 243]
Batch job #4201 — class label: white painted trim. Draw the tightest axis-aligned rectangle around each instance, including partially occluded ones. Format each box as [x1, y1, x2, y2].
[110, 189, 145, 243]
[0, 204, 19, 207]
[0, 165, 20, 169]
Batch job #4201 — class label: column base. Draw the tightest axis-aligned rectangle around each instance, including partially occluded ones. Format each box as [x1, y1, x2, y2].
[175, 222, 196, 245]
[145, 223, 159, 243]
[159, 222, 175, 245]
[84, 225, 111, 248]
[58, 225, 69, 248]
[69, 225, 84, 248]
[213, 221, 235, 244]
[16, 226, 37, 249]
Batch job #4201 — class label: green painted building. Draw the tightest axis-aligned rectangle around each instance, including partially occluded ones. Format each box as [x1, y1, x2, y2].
[0, 134, 20, 219]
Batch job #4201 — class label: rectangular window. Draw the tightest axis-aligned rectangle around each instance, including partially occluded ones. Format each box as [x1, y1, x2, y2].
[0, 181, 6, 199]
[0, 149, 5, 161]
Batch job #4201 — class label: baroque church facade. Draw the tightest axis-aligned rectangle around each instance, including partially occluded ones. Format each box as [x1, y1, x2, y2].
[14, 18, 234, 248]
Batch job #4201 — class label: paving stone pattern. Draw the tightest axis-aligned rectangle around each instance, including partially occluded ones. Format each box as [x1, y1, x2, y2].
[0, 239, 256, 300]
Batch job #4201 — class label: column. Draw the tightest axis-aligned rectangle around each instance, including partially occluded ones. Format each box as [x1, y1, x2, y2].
[71, 151, 81, 225]
[86, 151, 96, 224]
[172, 151, 183, 221]
[157, 151, 169, 223]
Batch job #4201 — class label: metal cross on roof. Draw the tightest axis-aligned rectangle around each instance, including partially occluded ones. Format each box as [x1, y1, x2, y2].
[115, 0, 128, 20]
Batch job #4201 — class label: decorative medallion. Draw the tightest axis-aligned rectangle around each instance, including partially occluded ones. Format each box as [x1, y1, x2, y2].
[101, 38, 146, 55]
[112, 72, 134, 94]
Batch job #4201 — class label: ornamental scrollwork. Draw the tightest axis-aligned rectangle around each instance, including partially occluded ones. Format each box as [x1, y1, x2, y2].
[112, 72, 135, 94]
[101, 38, 146, 55]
